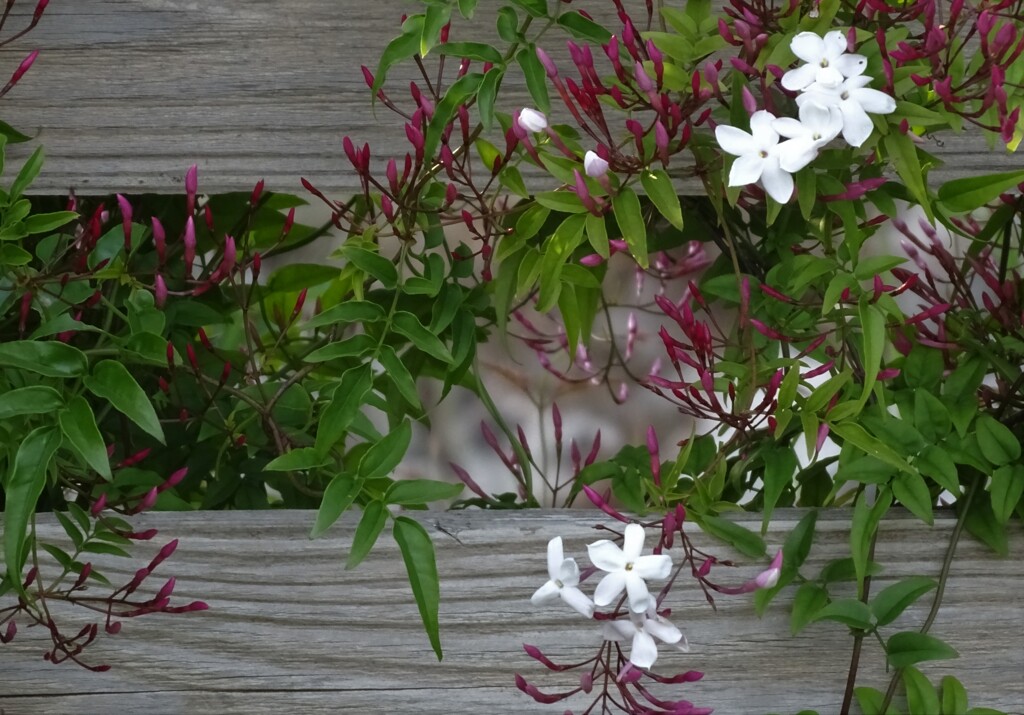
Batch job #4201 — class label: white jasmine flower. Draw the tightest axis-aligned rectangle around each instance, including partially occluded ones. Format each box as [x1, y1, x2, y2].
[771, 101, 843, 171]
[715, 110, 815, 203]
[518, 108, 548, 133]
[603, 608, 689, 669]
[588, 523, 672, 614]
[583, 150, 609, 178]
[797, 74, 897, 147]
[782, 30, 867, 91]
[531, 537, 595, 618]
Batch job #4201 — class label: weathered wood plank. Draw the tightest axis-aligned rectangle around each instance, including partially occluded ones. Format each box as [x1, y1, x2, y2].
[0, 1, 1018, 196]
[0, 509, 1021, 714]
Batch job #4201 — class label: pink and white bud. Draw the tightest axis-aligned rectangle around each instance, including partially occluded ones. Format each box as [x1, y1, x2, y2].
[583, 150, 609, 178]
[754, 550, 784, 589]
[154, 274, 167, 308]
[517, 108, 548, 133]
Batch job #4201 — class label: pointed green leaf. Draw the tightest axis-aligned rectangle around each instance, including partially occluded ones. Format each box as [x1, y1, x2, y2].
[903, 667, 941, 715]
[940, 676, 969, 715]
[871, 577, 936, 627]
[700, 514, 766, 558]
[893, 471, 933, 525]
[59, 396, 112, 480]
[393, 516, 443, 659]
[23, 211, 78, 235]
[315, 365, 374, 456]
[975, 414, 1020, 466]
[358, 419, 413, 479]
[938, 169, 1024, 213]
[10, 145, 44, 199]
[791, 583, 829, 635]
[517, 45, 550, 114]
[392, 311, 453, 363]
[886, 631, 959, 668]
[4, 425, 61, 592]
[641, 170, 683, 229]
[311, 472, 361, 538]
[811, 598, 873, 630]
[0, 340, 88, 378]
[611, 186, 647, 268]
[386, 479, 464, 506]
[84, 360, 164, 444]
[990, 464, 1024, 525]
[347, 501, 389, 570]
[0, 385, 63, 419]
[265, 447, 330, 472]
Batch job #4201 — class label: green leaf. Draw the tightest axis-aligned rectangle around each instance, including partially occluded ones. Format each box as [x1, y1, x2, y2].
[557, 11, 613, 43]
[347, 500, 389, 570]
[831, 422, 915, 475]
[0, 243, 32, 265]
[3, 425, 61, 592]
[811, 598, 873, 630]
[304, 300, 386, 330]
[423, 71, 484, 161]
[315, 365, 374, 456]
[265, 447, 330, 472]
[883, 133, 931, 219]
[0, 120, 32, 143]
[858, 301, 886, 405]
[377, 346, 423, 411]
[371, 15, 423, 96]
[517, 45, 550, 114]
[893, 471, 933, 525]
[938, 169, 1024, 213]
[339, 245, 398, 288]
[791, 583, 829, 635]
[392, 311, 453, 363]
[903, 667, 941, 715]
[700, 514, 766, 558]
[990, 464, 1024, 524]
[871, 577, 936, 627]
[761, 446, 798, 532]
[963, 495, 1009, 556]
[358, 419, 413, 479]
[854, 686, 886, 715]
[84, 360, 165, 444]
[393, 516, 443, 660]
[784, 509, 818, 571]
[611, 186, 648, 268]
[420, 4, 452, 57]
[915, 445, 959, 495]
[0, 385, 64, 419]
[585, 213, 609, 257]
[23, 211, 78, 235]
[975, 414, 1020, 466]
[510, 0, 548, 17]
[311, 472, 361, 538]
[535, 190, 587, 213]
[0, 340, 88, 378]
[386, 479, 464, 505]
[886, 631, 959, 668]
[10, 145, 44, 199]
[641, 170, 683, 230]
[940, 675, 969, 715]
[304, 334, 376, 362]
[267, 263, 340, 292]
[914, 390, 951, 443]
[851, 487, 892, 593]
[59, 396, 112, 480]
[477, 66, 503, 130]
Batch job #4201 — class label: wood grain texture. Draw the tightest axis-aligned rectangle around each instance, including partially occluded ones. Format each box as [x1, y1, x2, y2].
[0, 1, 1018, 197]
[0, 509, 1021, 714]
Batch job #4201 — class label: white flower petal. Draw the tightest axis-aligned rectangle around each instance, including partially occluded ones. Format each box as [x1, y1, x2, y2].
[778, 139, 819, 173]
[728, 154, 766, 187]
[603, 620, 634, 642]
[772, 116, 807, 139]
[822, 31, 848, 59]
[852, 87, 897, 115]
[588, 539, 626, 572]
[644, 617, 683, 645]
[531, 580, 561, 606]
[798, 88, 842, 109]
[593, 570, 627, 606]
[790, 32, 825, 63]
[629, 629, 659, 669]
[633, 554, 672, 581]
[557, 557, 581, 587]
[584, 150, 609, 178]
[760, 158, 795, 203]
[624, 573, 653, 613]
[839, 101, 874, 147]
[715, 125, 757, 156]
[546, 537, 564, 580]
[518, 107, 548, 132]
[815, 65, 844, 89]
[560, 586, 595, 618]
[834, 53, 868, 78]
[781, 63, 818, 91]
[622, 523, 646, 562]
[749, 110, 779, 142]
[673, 633, 691, 653]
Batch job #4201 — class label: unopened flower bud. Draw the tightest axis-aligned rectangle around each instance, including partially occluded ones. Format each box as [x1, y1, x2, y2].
[583, 150, 609, 178]
[517, 108, 548, 133]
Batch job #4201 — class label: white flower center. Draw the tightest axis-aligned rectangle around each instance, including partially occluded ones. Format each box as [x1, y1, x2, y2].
[819, 59, 829, 67]
[555, 579, 564, 588]
[759, 150, 768, 158]
[812, 132, 822, 140]
[840, 91, 850, 100]
[625, 562, 635, 571]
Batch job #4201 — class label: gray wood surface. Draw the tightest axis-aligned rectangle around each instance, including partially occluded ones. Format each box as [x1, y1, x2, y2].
[0, 509, 1021, 714]
[0, 1, 1018, 197]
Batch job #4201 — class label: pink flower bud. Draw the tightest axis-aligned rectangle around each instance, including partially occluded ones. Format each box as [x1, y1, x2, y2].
[154, 274, 167, 308]
[250, 178, 265, 206]
[135, 487, 158, 513]
[91, 493, 107, 516]
[6, 50, 39, 90]
[219, 234, 236, 278]
[183, 216, 196, 277]
[116, 194, 132, 251]
[185, 164, 198, 215]
[754, 550, 784, 589]
[152, 217, 166, 265]
[536, 46, 558, 78]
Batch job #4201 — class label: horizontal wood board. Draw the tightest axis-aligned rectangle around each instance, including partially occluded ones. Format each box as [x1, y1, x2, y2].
[0, 509, 1021, 714]
[0, 1, 1018, 197]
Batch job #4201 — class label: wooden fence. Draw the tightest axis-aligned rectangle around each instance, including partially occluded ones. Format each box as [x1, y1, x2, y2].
[0, 510, 1022, 714]
[1, 0, 1020, 196]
